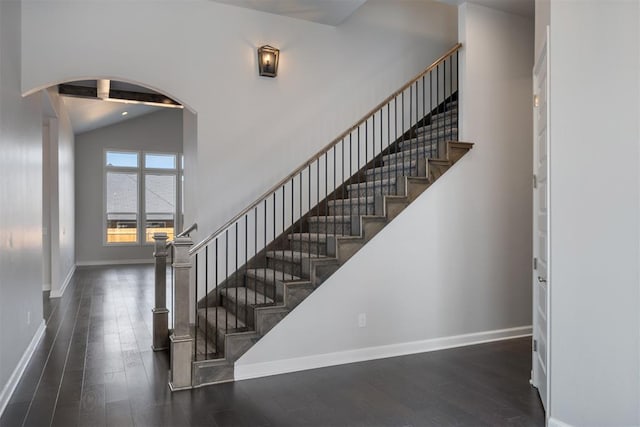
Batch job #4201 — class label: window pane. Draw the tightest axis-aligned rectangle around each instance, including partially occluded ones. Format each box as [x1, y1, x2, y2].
[106, 151, 138, 168]
[106, 172, 138, 243]
[145, 174, 176, 242]
[145, 153, 176, 169]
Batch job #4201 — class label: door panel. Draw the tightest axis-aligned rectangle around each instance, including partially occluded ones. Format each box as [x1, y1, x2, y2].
[532, 26, 550, 412]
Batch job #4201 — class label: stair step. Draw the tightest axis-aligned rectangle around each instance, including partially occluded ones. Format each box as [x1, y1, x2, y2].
[327, 196, 375, 216]
[197, 306, 248, 354]
[428, 108, 458, 123]
[245, 267, 300, 284]
[266, 249, 328, 263]
[383, 145, 448, 164]
[414, 125, 458, 138]
[288, 232, 341, 255]
[222, 286, 274, 327]
[308, 215, 352, 235]
[365, 159, 420, 179]
[347, 177, 397, 198]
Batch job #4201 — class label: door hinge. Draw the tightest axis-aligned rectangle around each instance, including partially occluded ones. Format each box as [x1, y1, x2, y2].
[533, 174, 537, 189]
[533, 257, 538, 270]
[533, 339, 538, 352]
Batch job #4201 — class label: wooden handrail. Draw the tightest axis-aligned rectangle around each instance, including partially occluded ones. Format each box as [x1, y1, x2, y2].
[190, 43, 462, 254]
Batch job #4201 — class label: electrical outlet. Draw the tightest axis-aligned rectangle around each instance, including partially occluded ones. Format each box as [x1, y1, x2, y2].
[358, 313, 367, 328]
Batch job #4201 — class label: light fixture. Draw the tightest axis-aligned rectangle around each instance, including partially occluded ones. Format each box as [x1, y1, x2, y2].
[121, 111, 128, 116]
[257, 45, 279, 78]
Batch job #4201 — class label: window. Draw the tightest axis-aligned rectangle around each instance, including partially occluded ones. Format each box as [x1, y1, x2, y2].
[104, 150, 181, 245]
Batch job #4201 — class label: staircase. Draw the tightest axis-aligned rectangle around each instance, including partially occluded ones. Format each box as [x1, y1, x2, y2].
[160, 44, 474, 388]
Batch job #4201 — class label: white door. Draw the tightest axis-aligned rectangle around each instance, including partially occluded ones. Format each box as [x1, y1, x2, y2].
[532, 27, 550, 412]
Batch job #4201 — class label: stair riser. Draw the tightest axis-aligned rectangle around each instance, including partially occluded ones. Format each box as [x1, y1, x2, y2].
[289, 239, 328, 255]
[328, 202, 375, 216]
[308, 221, 352, 235]
[245, 275, 283, 300]
[196, 313, 227, 354]
[267, 257, 303, 276]
[399, 131, 457, 150]
[348, 184, 397, 199]
[383, 146, 442, 164]
[219, 289, 258, 328]
[365, 163, 420, 180]
[421, 112, 458, 128]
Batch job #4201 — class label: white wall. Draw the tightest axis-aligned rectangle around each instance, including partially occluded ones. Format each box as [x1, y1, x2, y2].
[0, 0, 45, 413]
[236, 2, 534, 378]
[74, 109, 183, 264]
[21, 0, 458, 246]
[44, 90, 75, 298]
[547, 1, 640, 426]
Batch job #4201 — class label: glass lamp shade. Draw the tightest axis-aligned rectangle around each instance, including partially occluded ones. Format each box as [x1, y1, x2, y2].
[258, 45, 279, 77]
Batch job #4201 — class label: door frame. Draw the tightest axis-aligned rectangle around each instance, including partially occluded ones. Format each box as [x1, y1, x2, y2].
[532, 25, 551, 415]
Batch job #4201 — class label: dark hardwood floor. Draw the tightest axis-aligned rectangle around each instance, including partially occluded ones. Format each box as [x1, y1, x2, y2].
[1, 265, 544, 427]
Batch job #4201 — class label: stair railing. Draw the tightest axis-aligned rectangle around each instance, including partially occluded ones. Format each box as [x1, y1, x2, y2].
[167, 44, 461, 373]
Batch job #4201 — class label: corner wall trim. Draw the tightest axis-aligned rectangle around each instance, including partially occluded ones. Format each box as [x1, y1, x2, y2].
[235, 325, 532, 381]
[548, 418, 573, 427]
[50, 265, 76, 298]
[0, 320, 46, 417]
[75, 259, 154, 267]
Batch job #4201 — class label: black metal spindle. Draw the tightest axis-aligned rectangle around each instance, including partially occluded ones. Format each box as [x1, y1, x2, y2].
[349, 134, 352, 220]
[387, 103, 391, 195]
[225, 229, 228, 333]
[214, 239, 218, 353]
[372, 115, 376, 214]
[394, 97, 399, 193]
[324, 152, 328, 244]
[456, 51, 459, 139]
[299, 171, 302, 274]
[357, 127, 360, 217]
[282, 185, 285, 278]
[422, 75, 426, 169]
[437, 64, 440, 158]
[401, 92, 405, 181]
[341, 140, 345, 232]
[290, 177, 294, 274]
[409, 84, 413, 178]
[235, 222, 238, 329]
[430, 70, 434, 158]
[307, 164, 311, 259]
[254, 207, 257, 306]
[316, 161, 319, 257]
[365, 120, 369, 215]
[244, 215, 248, 324]
[194, 252, 198, 358]
[272, 192, 276, 301]
[204, 246, 208, 357]
[333, 147, 336, 237]
[263, 199, 267, 304]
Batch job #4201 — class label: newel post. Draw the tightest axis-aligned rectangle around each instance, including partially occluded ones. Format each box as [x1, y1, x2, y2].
[152, 232, 169, 351]
[169, 236, 194, 391]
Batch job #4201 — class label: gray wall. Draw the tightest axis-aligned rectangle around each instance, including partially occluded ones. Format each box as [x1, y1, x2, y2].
[548, 1, 640, 425]
[0, 0, 45, 408]
[236, 3, 534, 378]
[75, 109, 183, 264]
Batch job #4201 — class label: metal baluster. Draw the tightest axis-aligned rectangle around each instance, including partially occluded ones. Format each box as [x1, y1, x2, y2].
[244, 215, 248, 325]
[409, 84, 413, 178]
[402, 91, 405, 179]
[324, 152, 328, 245]
[456, 51, 459, 139]
[387, 104, 391, 195]
[235, 222, 238, 329]
[349, 134, 352, 221]
[437, 64, 440, 158]
[299, 171, 303, 276]
[282, 184, 285, 279]
[263, 200, 267, 304]
[316, 161, 319, 257]
[272, 192, 276, 302]
[450, 55, 454, 141]
[394, 97, 398, 194]
[225, 229, 228, 333]
[333, 147, 336, 237]
[194, 252, 198, 358]
[430, 70, 434, 159]
[214, 239, 218, 355]
[422, 75, 426, 170]
[307, 164, 311, 259]
[365, 120, 369, 216]
[254, 207, 257, 306]
[372, 115, 376, 213]
[205, 246, 208, 357]
[357, 127, 360, 217]
[415, 81, 419, 175]
[290, 177, 294, 278]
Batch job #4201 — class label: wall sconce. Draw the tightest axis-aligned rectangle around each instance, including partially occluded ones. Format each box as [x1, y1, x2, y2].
[257, 45, 279, 78]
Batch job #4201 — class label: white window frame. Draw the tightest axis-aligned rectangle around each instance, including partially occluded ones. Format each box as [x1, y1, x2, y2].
[103, 149, 183, 247]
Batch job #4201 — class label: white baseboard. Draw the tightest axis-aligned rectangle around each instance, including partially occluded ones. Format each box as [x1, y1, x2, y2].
[235, 325, 532, 381]
[548, 418, 573, 427]
[50, 265, 76, 298]
[76, 259, 154, 267]
[0, 320, 46, 417]
[42, 283, 51, 292]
